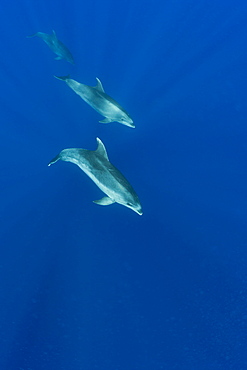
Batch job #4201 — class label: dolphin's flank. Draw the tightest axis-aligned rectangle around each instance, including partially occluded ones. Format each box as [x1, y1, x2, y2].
[48, 138, 142, 215]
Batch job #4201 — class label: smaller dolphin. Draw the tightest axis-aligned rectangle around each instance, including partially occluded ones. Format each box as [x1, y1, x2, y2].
[27, 30, 74, 64]
[48, 138, 142, 215]
[54, 75, 134, 128]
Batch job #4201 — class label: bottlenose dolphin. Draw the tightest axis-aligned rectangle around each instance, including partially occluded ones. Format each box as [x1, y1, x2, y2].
[48, 138, 142, 215]
[54, 75, 134, 128]
[27, 30, 74, 64]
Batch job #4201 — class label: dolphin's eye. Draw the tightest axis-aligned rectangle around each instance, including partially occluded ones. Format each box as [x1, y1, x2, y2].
[127, 202, 133, 207]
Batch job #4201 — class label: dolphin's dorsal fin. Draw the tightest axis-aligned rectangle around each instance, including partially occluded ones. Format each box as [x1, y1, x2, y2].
[95, 138, 109, 160]
[93, 197, 115, 206]
[94, 78, 105, 93]
[52, 30, 57, 38]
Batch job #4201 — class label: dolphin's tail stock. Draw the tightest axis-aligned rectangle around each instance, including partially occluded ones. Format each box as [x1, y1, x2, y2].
[48, 153, 61, 166]
[54, 75, 70, 81]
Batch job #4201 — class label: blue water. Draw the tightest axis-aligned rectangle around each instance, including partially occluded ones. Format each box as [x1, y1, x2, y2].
[1, 1, 247, 369]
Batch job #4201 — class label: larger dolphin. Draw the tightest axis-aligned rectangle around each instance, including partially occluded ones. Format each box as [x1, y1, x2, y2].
[27, 30, 74, 64]
[54, 75, 134, 128]
[48, 138, 142, 215]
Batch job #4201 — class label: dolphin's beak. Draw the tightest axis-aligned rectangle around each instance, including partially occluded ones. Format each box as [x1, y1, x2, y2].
[128, 120, 135, 128]
[135, 208, 143, 216]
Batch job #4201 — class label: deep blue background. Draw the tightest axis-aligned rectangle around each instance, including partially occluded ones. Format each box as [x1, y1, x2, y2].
[1, 0, 247, 369]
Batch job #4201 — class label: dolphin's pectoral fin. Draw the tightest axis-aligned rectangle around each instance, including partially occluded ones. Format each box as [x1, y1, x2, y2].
[48, 154, 60, 166]
[99, 118, 113, 124]
[93, 197, 115, 206]
[55, 56, 62, 60]
[95, 78, 105, 93]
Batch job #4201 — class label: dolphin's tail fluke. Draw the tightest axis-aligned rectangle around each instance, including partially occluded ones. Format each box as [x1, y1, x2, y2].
[26, 32, 41, 38]
[54, 75, 70, 81]
[48, 154, 61, 166]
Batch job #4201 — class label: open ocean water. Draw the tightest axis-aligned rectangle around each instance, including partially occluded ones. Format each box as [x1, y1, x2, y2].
[1, 0, 247, 369]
